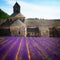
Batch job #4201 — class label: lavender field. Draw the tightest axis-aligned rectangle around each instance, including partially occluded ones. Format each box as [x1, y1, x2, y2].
[0, 37, 60, 60]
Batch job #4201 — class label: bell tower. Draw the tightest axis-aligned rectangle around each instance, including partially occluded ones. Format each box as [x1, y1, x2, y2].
[10, 2, 25, 23]
[13, 2, 20, 14]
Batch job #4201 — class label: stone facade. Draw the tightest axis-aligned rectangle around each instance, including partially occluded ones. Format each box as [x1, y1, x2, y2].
[25, 19, 60, 37]
[0, 2, 60, 37]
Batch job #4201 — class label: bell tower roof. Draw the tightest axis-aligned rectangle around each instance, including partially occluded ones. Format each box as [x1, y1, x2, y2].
[13, 2, 20, 14]
[10, 2, 25, 20]
[13, 2, 20, 8]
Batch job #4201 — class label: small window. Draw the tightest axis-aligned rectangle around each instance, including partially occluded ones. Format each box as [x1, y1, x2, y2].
[19, 31, 20, 35]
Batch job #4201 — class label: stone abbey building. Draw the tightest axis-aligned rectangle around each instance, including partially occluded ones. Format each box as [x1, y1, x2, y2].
[0, 2, 60, 37]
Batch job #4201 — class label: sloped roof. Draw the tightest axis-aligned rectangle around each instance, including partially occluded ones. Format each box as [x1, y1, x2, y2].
[25, 19, 60, 27]
[0, 19, 26, 29]
[0, 20, 12, 27]
[10, 13, 25, 18]
[13, 2, 20, 8]
[11, 19, 25, 27]
[0, 19, 60, 29]
[39, 20, 60, 26]
[25, 20, 39, 27]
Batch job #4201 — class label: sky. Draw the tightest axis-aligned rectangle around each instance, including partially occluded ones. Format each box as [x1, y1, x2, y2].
[0, 0, 60, 19]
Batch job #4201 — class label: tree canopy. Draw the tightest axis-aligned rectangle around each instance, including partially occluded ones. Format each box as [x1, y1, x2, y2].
[0, 9, 9, 19]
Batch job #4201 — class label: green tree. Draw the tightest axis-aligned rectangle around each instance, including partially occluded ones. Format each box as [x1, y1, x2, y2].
[0, 9, 9, 19]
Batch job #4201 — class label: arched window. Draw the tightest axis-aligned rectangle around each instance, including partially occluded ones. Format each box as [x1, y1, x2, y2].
[19, 31, 20, 35]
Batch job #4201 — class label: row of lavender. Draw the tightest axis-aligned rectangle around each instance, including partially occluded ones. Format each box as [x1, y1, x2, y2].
[0, 37, 60, 60]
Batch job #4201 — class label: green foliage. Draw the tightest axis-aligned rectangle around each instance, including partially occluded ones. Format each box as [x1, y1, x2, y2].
[0, 9, 9, 19]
